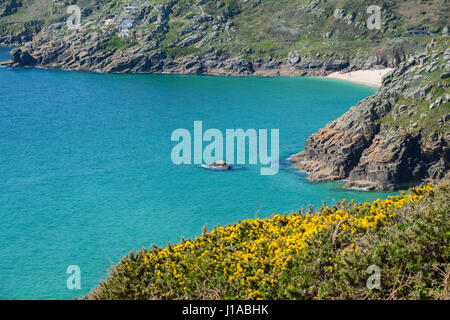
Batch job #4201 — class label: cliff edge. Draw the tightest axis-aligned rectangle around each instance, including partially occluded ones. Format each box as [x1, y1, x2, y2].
[290, 41, 450, 190]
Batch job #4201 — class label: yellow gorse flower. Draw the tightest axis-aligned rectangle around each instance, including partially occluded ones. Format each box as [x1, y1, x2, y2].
[135, 184, 434, 299]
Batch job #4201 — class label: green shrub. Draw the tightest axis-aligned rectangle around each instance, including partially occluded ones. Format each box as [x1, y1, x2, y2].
[100, 35, 136, 52]
[166, 46, 200, 59]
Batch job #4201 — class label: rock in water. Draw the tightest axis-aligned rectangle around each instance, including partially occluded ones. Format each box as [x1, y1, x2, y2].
[202, 161, 231, 170]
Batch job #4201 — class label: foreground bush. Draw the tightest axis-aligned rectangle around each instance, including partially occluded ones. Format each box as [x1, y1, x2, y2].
[87, 183, 449, 300]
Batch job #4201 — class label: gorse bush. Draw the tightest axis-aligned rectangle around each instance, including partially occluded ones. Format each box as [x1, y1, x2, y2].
[87, 183, 449, 300]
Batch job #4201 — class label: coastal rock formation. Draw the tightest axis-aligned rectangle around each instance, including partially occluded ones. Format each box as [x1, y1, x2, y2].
[290, 45, 450, 190]
[9, 47, 37, 66]
[289, 94, 383, 181]
[2, 28, 378, 76]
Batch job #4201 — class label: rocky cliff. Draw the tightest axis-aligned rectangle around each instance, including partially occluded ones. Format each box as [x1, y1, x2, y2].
[1, 0, 449, 75]
[289, 42, 450, 190]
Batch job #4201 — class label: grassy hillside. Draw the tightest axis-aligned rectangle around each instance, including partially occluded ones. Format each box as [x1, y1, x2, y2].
[1, 0, 448, 63]
[213, 0, 447, 60]
[86, 182, 449, 300]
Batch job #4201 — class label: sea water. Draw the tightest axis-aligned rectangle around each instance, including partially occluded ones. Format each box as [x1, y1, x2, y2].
[0, 47, 394, 299]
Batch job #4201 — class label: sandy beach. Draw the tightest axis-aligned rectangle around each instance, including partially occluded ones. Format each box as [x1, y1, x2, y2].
[327, 68, 394, 88]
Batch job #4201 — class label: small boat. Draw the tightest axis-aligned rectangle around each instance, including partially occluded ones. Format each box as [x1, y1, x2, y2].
[201, 160, 232, 170]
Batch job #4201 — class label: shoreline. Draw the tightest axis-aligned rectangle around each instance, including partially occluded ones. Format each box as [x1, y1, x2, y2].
[326, 68, 394, 88]
[0, 56, 394, 86]
[2, 43, 394, 84]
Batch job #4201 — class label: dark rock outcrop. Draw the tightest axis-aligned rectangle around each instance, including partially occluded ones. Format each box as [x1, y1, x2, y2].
[0, 0, 21, 17]
[9, 48, 37, 67]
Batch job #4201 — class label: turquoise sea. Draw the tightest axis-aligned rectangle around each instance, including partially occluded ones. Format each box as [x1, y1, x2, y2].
[0, 47, 395, 299]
